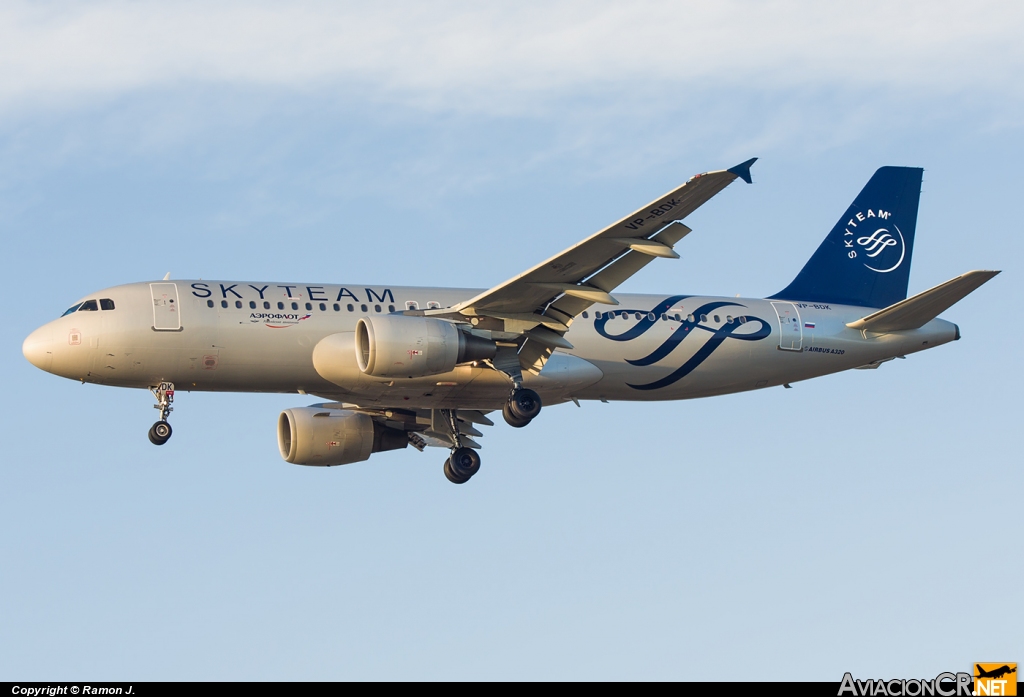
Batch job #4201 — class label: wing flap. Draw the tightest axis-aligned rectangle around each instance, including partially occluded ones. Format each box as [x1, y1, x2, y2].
[846, 270, 1000, 333]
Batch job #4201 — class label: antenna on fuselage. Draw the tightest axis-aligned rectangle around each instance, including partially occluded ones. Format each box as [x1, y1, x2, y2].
[162, 272, 171, 280]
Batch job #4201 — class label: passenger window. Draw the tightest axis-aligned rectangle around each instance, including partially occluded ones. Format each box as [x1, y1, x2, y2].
[264, 301, 270, 309]
[621, 311, 629, 319]
[699, 314, 707, 322]
[726, 315, 733, 323]
[79, 300, 98, 311]
[221, 300, 228, 308]
[374, 304, 381, 313]
[100, 298, 115, 311]
[347, 304, 354, 312]
[406, 301, 419, 310]
[361, 304, 368, 312]
[277, 302, 284, 310]
[207, 300, 214, 308]
[675, 314, 682, 321]
[333, 303, 340, 311]
[594, 311, 602, 319]
[291, 302, 299, 310]
[235, 301, 243, 309]
[661, 313, 667, 321]
[713, 315, 720, 323]
[61, 303, 83, 317]
[648, 312, 656, 321]
[249, 301, 256, 309]
[319, 303, 326, 311]
[739, 316, 748, 324]
[305, 303, 312, 311]
[388, 304, 395, 313]
[582, 311, 589, 319]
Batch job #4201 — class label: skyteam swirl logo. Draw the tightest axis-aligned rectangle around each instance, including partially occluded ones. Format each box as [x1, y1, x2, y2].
[856, 226, 905, 273]
[842, 208, 905, 274]
[595, 295, 771, 390]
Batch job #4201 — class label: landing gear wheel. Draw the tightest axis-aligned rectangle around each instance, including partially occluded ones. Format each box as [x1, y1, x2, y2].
[148, 420, 172, 446]
[502, 402, 532, 428]
[508, 388, 542, 421]
[444, 458, 471, 484]
[449, 447, 481, 479]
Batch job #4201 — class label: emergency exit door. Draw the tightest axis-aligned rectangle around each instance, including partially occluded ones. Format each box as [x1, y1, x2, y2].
[150, 283, 181, 331]
[770, 301, 802, 351]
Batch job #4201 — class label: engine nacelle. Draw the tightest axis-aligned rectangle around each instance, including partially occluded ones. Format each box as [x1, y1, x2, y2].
[355, 315, 496, 378]
[277, 407, 408, 466]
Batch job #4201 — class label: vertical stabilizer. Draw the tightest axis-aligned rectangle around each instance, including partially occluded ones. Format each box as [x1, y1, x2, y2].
[771, 166, 923, 309]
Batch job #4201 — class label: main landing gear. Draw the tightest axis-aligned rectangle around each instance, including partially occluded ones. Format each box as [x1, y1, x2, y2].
[444, 447, 481, 484]
[436, 387, 542, 485]
[438, 409, 483, 485]
[502, 387, 542, 428]
[148, 382, 174, 446]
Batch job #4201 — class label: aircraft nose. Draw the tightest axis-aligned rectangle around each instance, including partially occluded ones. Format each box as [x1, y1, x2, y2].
[23, 325, 54, 372]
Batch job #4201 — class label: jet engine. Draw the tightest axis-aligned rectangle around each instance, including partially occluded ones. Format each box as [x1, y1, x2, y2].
[354, 315, 496, 379]
[277, 407, 408, 466]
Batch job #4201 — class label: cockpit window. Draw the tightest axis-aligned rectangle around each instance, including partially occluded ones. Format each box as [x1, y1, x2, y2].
[100, 298, 115, 310]
[61, 303, 83, 317]
[79, 300, 99, 312]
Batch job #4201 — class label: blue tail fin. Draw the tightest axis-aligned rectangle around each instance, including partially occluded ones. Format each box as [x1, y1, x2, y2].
[771, 166, 923, 309]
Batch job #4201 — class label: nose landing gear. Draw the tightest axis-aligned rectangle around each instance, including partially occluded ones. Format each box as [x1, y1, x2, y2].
[148, 382, 174, 446]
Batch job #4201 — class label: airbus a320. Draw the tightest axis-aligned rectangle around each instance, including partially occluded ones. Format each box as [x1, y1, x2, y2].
[23, 160, 998, 483]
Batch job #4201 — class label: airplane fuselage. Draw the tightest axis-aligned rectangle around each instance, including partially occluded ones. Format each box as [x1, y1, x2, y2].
[22, 279, 960, 410]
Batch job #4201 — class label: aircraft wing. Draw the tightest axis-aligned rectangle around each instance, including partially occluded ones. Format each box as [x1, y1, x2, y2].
[430, 158, 757, 373]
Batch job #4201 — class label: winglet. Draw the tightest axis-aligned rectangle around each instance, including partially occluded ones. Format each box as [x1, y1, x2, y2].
[727, 157, 757, 184]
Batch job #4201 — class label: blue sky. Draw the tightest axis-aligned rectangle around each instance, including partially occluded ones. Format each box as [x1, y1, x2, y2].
[2, 1, 1021, 680]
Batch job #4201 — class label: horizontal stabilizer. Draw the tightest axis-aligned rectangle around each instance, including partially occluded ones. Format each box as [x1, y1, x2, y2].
[846, 270, 1000, 333]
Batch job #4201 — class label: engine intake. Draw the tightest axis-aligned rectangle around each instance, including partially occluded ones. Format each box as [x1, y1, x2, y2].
[277, 407, 408, 466]
[355, 315, 496, 378]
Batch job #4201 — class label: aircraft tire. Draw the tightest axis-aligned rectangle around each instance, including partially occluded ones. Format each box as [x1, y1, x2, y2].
[508, 388, 542, 420]
[502, 402, 532, 428]
[443, 458, 471, 484]
[148, 420, 172, 446]
[449, 447, 481, 479]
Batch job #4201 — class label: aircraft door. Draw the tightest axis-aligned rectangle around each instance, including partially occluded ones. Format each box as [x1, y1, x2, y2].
[150, 283, 181, 331]
[770, 301, 802, 351]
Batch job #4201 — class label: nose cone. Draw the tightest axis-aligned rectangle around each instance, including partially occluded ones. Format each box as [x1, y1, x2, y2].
[23, 325, 54, 372]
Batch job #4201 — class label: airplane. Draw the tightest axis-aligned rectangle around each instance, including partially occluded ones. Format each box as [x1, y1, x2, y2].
[22, 159, 1000, 484]
[975, 665, 1016, 680]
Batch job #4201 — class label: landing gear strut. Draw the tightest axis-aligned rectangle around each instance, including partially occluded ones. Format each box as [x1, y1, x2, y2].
[438, 409, 482, 484]
[502, 387, 542, 428]
[148, 382, 174, 446]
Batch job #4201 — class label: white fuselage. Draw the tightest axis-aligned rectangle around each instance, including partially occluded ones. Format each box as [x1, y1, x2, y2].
[23, 280, 960, 410]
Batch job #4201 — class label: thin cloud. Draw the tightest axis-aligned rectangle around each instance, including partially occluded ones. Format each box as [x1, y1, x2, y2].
[1, 0, 1022, 115]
